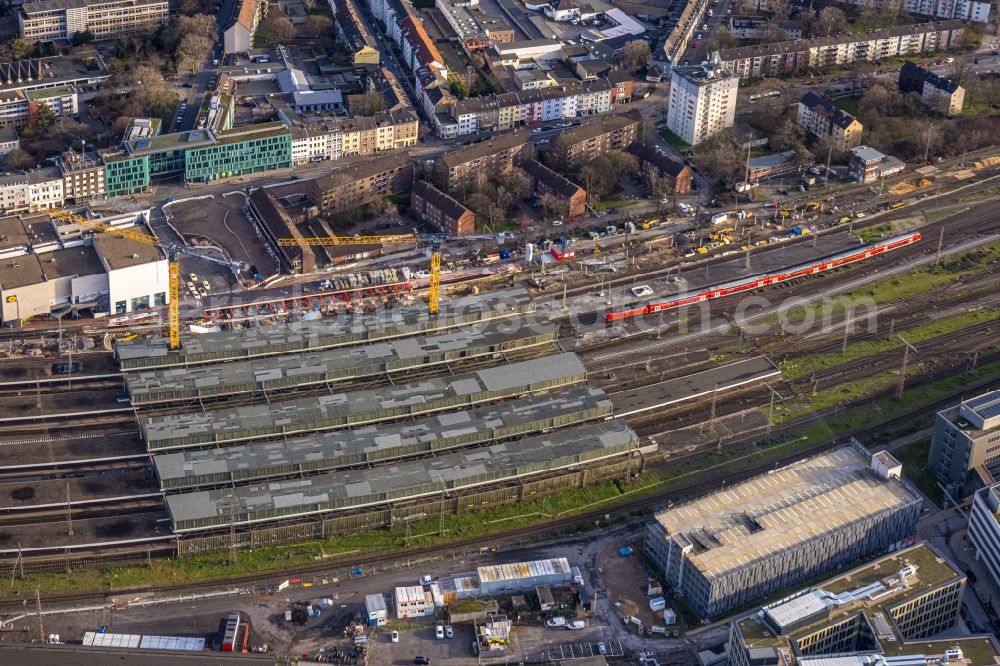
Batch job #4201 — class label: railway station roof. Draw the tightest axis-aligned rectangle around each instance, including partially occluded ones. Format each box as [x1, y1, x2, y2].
[153, 387, 613, 488]
[165, 419, 637, 529]
[126, 318, 557, 403]
[117, 288, 535, 368]
[142, 353, 588, 448]
[652, 444, 921, 581]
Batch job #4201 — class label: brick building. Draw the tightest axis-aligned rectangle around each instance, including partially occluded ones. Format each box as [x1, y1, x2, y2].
[521, 158, 586, 219]
[411, 180, 475, 236]
[552, 112, 642, 170]
[627, 143, 693, 194]
[435, 133, 529, 192]
[308, 152, 414, 215]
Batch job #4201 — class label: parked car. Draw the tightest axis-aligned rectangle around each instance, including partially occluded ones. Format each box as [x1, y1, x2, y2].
[598, 642, 607, 655]
[435, 625, 444, 640]
[391, 631, 399, 643]
[414, 657, 430, 665]
[419, 575, 432, 585]
[566, 620, 586, 630]
[546, 617, 567, 628]
[445, 626, 454, 639]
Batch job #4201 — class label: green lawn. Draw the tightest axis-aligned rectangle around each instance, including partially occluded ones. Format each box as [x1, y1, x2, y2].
[834, 97, 860, 117]
[891, 437, 943, 506]
[659, 127, 691, 152]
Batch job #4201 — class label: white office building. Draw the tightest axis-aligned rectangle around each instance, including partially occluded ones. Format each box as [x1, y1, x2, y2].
[665, 59, 738, 146]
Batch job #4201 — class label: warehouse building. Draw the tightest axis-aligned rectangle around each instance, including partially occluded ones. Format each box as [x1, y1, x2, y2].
[152, 387, 613, 490]
[116, 287, 536, 369]
[928, 390, 1000, 495]
[645, 443, 922, 619]
[729, 543, 978, 666]
[165, 419, 638, 532]
[477, 558, 573, 595]
[126, 318, 559, 404]
[142, 352, 588, 449]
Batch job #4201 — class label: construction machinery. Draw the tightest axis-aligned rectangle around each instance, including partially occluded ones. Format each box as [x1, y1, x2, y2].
[278, 234, 442, 315]
[49, 209, 248, 351]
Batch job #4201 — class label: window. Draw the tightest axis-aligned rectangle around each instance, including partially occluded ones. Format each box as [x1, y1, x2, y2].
[115, 300, 127, 314]
[130, 295, 149, 311]
[154, 292, 166, 307]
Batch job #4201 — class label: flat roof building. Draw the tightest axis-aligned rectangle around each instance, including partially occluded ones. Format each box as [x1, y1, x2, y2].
[645, 442, 923, 619]
[19, 0, 169, 42]
[729, 543, 985, 666]
[929, 389, 1000, 495]
[477, 557, 573, 595]
[665, 60, 738, 146]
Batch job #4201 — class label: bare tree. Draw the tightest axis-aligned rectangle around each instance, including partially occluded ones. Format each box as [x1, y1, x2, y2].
[619, 40, 652, 72]
[814, 7, 848, 37]
[257, 11, 295, 45]
[303, 15, 333, 39]
[3, 149, 35, 171]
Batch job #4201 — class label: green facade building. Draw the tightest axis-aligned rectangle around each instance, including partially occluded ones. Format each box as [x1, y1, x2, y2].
[184, 123, 292, 183]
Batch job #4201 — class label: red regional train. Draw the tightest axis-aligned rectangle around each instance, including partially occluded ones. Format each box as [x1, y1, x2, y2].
[605, 232, 922, 322]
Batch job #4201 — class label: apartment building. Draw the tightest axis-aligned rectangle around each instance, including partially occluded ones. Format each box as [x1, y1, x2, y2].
[645, 443, 922, 619]
[848, 145, 905, 183]
[665, 60, 738, 146]
[410, 180, 475, 236]
[521, 158, 586, 219]
[435, 133, 529, 192]
[0, 128, 19, 156]
[730, 543, 975, 666]
[713, 20, 966, 80]
[797, 91, 863, 151]
[627, 143, 693, 194]
[550, 112, 642, 170]
[286, 110, 419, 165]
[841, 0, 990, 22]
[928, 390, 1000, 494]
[0, 166, 64, 214]
[308, 151, 414, 214]
[57, 149, 105, 203]
[19, 0, 168, 42]
[898, 61, 965, 116]
[969, 482, 1000, 593]
[0, 54, 109, 128]
[332, 0, 380, 66]
[224, 0, 267, 53]
[728, 15, 802, 40]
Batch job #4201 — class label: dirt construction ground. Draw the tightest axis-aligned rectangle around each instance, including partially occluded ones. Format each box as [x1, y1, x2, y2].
[166, 195, 278, 280]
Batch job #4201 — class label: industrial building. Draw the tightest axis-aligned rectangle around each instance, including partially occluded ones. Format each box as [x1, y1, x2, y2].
[665, 60, 738, 146]
[165, 419, 638, 532]
[928, 389, 1000, 494]
[117, 287, 535, 369]
[477, 557, 573, 595]
[153, 387, 613, 489]
[126, 318, 559, 404]
[142, 352, 589, 449]
[0, 208, 168, 324]
[18, 0, 169, 42]
[645, 443, 923, 619]
[729, 543, 981, 666]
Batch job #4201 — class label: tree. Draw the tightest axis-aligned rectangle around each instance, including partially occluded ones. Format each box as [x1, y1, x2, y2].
[494, 169, 533, 201]
[448, 74, 469, 100]
[579, 156, 619, 201]
[814, 7, 847, 37]
[619, 40, 651, 73]
[256, 12, 295, 45]
[770, 117, 804, 152]
[466, 190, 506, 231]
[2, 38, 32, 61]
[70, 29, 95, 46]
[537, 193, 565, 222]
[31, 104, 57, 133]
[350, 91, 386, 116]
[3, 149, 35, 171]
[693, 129, 744, 186]
[759, 23, 789, 44]
[303, 15, 333, 39]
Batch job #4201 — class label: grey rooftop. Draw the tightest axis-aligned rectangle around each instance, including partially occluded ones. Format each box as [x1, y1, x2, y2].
[153, 386, 613, 489]
[167, 419, 637, 531]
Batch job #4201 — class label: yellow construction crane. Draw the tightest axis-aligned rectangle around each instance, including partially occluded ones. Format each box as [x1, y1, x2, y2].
[278, 234, 442, 315]
[50, 209, 247, 351]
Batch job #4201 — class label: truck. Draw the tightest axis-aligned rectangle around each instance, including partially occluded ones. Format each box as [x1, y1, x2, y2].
[791, 225, 809, 236]
[710, 212, 728, 225]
